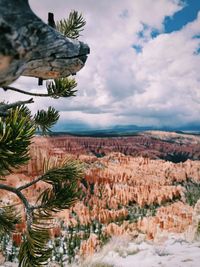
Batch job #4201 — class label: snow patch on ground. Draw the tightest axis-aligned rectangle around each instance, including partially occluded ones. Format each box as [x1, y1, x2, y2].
[80, 234, 200, 267]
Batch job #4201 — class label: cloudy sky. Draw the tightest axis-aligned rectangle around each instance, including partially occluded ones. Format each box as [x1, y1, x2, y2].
[2, 0, 200, 130]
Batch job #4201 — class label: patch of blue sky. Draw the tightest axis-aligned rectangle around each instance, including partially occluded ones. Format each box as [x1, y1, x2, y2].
[136, 0, 200, 41]
[133, 1, 200, 54]
[194, 45, 200, 55]
[132, 44, 142, 53]
[163, 0, 200, 33]
[150, 28, 160, 39]
[137, 23, 160, 41]
[193, 34, 200, 39]
[133, 24, 158, 53]
[137, 23, 149, 39]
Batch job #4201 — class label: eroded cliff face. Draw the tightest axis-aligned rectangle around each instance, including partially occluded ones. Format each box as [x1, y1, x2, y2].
[17, 133, 200, 176]
[1, 133, 200, 260]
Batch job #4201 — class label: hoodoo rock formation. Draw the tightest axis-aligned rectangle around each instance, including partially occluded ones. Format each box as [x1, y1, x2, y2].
[1, 132, 200, 260]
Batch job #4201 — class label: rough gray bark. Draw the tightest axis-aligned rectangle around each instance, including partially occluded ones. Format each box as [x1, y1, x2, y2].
[0, 0, 89, 86]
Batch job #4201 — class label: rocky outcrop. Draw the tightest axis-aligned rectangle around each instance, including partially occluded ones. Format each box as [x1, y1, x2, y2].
[79, 234, 100, 257]
[185, 199, 200, 241]
[138, 202, 193, 240]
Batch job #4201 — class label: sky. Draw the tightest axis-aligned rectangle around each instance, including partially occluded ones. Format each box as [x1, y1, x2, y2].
[1, 0, 200, 130]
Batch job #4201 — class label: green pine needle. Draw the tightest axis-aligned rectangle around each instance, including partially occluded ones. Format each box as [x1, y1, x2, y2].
[56, 10, 86, 39]
[36, 159, 83, 216]
[34, 107, 59, 135]
[47, 78, 77, 99]
[0, 205, 21, 235]
[18, 223, 51, 267]
[0, 106, 35, 176]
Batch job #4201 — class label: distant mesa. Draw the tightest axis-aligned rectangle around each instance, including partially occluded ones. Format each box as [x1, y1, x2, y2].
[51, 123, 200, 137]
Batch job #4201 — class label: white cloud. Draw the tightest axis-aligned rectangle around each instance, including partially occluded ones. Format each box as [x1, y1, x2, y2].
[125, 12, 200, 126]
[1, 0, 199, 129]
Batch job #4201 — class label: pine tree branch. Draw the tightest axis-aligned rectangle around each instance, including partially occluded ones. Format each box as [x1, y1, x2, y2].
[0, 183, 32, 227]
[31, 203, 47, 210]
[56, 10, 86, 39]
[0, 98, 34, 116]
[17, 176, 44, 191]
[34, 107, 60, 134]
[0, 206, 21, 234]
[2, 86, 51, 97]
[2, 77, 77, 99]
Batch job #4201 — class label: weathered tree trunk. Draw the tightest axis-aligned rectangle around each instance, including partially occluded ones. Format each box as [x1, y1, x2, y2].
[0, 0, 89, 86]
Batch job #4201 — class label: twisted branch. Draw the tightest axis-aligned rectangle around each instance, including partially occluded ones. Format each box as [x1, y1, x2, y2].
[0, 183, 33, 227]
[0, 98, 34, 116]
[3, 86, 50, 97]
